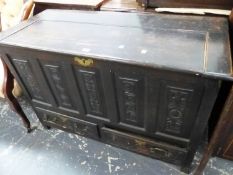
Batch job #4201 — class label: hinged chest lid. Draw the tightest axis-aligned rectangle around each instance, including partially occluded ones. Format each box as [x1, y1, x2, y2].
[0, 10, 232, 80]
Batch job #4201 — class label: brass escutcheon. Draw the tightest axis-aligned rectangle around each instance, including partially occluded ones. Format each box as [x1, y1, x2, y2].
[74, 57, 94, 67]
[135, 139, 146, 147]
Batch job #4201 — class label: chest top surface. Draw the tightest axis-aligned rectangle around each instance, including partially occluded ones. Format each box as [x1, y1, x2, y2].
[0, 10, 232, 80]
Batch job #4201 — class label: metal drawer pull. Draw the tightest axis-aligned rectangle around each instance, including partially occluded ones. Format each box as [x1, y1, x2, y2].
[150, 147, 170, 157]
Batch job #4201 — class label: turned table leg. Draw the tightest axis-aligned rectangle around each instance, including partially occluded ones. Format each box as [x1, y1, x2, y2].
[1, 59, 31, 133]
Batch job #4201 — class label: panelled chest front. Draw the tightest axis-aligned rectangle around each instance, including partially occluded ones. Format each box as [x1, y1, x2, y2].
[0, 10, 232, 172]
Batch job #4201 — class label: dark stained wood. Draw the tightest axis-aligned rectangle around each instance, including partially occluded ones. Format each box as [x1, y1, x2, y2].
[1, 10, 232, 81]
[222, 135, 233, 159]
[33, 0, 108, 15]
[181, 79, 219, 173]
[230, 9, 233, 58]
[0, 10, 32, 133]
[216, 110, 233, 160]
[101, 127, 188, 165]
[213, 9, 233, 161]
[139, 0, 233, 10]
[194, 11, 233, 172]
[36, 107, 100, 139]
[0, 10, 231, 173]
[1, 58, 31, 132]
[194, 85, 233, 175]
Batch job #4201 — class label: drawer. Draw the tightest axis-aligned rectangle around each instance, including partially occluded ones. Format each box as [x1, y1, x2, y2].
[36, 108, 99, 139]
[100, 127, 187, 165]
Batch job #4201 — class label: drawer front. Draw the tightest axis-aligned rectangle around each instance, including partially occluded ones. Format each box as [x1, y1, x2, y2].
[100, 127, 187, 165]
[36, 108, 99, 139]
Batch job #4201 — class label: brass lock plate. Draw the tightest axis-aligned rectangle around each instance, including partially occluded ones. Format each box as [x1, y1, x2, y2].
[74, 56, 94, 67]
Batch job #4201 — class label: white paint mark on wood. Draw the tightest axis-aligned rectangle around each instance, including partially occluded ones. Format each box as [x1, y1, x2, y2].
[115, 166, 121, 171]
[107, 156, 119, 173]
[97, 156, 102, 160]
[51, 130, 63, 139]
[68, 133, 74, 139]
[118, 45, 125, 49]
[82, 48, 90, 52]
[141, 49, 147, 54]
[0, 145, 13, 156]
[81, 161, 87, 165]
[155, 8, 231, 16]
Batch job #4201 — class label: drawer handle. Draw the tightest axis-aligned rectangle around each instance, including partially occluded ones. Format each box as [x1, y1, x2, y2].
[74, 124, 88, 135]
[150, 147, 170, 157]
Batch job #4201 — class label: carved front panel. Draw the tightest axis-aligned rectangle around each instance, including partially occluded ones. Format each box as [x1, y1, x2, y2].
[76, 68, 105, 118]
[115, 75, 144, 128]
[12, 59, 44, 101]
[164, 87, 191, 135]
[157, 83, 194, 138]
[44, 65, 74, 109]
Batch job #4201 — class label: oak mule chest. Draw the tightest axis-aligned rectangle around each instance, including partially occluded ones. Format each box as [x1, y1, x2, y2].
[0, 10, 232, 173]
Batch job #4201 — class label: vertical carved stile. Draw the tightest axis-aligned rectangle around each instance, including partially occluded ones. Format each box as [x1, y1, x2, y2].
[121, 79, 138, 123]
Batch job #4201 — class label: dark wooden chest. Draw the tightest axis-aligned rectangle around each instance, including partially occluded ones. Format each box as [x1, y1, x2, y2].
[139, 0, 233, 9]
[0, 10, 232, 173]
[33, 0, 107, 15]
